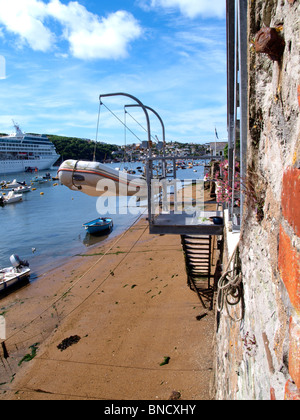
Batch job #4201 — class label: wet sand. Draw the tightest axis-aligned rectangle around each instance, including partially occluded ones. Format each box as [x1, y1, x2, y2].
[0, 188, 217, 400]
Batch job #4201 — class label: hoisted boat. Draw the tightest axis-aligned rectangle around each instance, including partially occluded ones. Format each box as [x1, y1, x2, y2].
[58, 160, 148, 198]
[83, 217, 113, 235]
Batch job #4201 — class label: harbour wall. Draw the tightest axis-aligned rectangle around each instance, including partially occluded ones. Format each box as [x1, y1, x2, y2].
[214, 0, 300, 400]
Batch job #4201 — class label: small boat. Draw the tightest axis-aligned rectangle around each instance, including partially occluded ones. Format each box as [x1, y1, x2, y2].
[3, 190, 23, 204]
[2, 179, 26, 190]
[0, 255, 30, 292]
[83, 217, 113, 235]
[14, 185, 31, 193]
[31, 176, 46, 184]
[58, 160, 147, 198]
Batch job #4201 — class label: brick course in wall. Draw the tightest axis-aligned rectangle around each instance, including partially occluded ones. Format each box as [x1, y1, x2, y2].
[215, 0, 300, 400]
[280, 167, 300, 398]
[278, 225, 300, 312]
[281, 167, 300, 237]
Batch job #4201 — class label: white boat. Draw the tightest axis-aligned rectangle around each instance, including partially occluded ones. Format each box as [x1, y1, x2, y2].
[58, 160, 148, 198]
[0, 122, 60, 175]
[0, 255, 30, 292]
[31, 176, 46, 184]
[14, 185, 31, 193]
[2, 179, 27, 189]
[2, 190, 23, 204]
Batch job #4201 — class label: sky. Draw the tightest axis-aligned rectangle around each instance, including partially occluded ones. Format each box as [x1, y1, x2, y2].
[0, 0, 227, 146]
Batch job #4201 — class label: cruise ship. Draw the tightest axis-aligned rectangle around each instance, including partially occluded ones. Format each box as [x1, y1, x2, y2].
[0, 122, 60, 175]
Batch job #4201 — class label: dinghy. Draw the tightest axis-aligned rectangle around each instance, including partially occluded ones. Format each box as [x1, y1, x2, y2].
[2, 190, 23, 204]
[58, 160, 148, 198]
[83, 217, 113, 235]
[0, 255, 30, 292]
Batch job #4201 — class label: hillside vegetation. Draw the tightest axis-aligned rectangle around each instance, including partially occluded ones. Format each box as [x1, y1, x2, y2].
[47, 135, 118, 162]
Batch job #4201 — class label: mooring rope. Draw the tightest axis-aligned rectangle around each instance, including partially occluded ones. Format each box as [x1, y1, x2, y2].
[1, 210, 147, 351]
[216, 242, 243, 322]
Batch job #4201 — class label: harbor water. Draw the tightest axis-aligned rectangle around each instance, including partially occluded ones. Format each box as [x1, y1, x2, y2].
[0, 162, 204, 278]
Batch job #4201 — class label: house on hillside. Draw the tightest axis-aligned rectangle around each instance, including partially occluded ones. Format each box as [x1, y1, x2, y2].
[209, 141, 227, 156]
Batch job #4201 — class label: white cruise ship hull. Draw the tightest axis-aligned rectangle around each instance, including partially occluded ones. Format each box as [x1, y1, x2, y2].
[0, 157, 58, 175]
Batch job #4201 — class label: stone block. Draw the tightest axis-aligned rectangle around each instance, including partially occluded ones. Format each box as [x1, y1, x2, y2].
[285, 379, 300, 400]
[289, 316, 300, 389]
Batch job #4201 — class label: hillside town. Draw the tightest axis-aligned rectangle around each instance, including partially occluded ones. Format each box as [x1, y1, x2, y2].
[110, 141, 226, 162]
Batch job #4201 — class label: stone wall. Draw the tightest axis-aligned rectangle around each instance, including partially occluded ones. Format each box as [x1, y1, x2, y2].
[215, 0, 300, 400]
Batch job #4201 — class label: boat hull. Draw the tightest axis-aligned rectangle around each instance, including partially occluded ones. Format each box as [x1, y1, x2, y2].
[0, 157, 58, 175]
[0, 268, 31, 292]
[83, 218, 113, 235]
[3, 192, 23, 204]
[58, 160, 148, 198]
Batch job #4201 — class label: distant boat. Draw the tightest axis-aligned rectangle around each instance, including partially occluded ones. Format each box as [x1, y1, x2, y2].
[2, 179, 26, 189]
[31, 176, 46, 184]
[0, 122, 60, 175]
[0, 255, 30, 293]
[83, 217, 113, 235]
[2, 190, 23, 204]
[14, 185, 31, 193]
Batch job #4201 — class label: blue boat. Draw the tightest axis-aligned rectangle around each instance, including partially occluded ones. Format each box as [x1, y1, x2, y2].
[83, 217, 113, 235]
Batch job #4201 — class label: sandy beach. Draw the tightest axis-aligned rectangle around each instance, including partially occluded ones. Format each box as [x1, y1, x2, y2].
[0, 188, 217, 400]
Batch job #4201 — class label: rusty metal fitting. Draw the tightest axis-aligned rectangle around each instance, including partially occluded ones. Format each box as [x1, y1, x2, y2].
[255, 27, 285, 61]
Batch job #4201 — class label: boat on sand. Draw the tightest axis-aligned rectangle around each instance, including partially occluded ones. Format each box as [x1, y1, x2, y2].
[0, 255, 30, 292]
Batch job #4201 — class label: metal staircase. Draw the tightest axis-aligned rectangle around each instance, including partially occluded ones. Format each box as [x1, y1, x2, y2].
[181, 235, 214, 309]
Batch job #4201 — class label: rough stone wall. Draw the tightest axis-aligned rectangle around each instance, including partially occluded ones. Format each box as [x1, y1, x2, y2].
[215, 0, 300, 400]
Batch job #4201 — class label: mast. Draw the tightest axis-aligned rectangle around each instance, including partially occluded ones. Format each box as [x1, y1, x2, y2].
[12, 120, 23, 137]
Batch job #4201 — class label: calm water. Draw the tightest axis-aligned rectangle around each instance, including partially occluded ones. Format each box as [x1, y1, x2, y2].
[0, 161, 204, 277]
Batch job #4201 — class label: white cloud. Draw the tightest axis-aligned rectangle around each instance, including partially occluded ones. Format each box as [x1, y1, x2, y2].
[0, 0, 143, 59]
[0, 0, 54, 51]
[141, 0, 226, 19]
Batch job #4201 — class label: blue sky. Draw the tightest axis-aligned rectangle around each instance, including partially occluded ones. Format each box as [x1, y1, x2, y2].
[0, 0, 227, 146]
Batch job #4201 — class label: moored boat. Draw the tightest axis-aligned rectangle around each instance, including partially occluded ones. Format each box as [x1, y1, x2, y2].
[83, 217, 113, 235]
[0, 255, 30, 293]
[2, 190, 23, 204]
[2, 179, 27, 189]
[31, 176, 46, 184]
[0, 122, 60, 175]
[14, 185, 31, 193]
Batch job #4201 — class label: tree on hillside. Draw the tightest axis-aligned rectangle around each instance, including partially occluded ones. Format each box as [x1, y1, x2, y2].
[47, 135, 119, 162]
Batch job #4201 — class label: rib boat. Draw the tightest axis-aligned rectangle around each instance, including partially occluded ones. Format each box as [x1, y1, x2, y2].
[58, 160, 148, 198]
